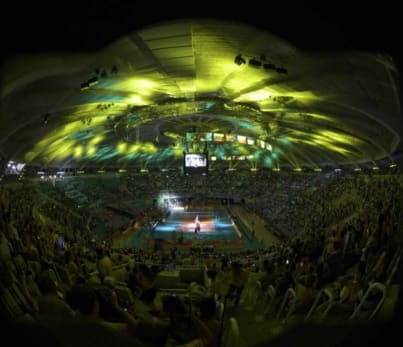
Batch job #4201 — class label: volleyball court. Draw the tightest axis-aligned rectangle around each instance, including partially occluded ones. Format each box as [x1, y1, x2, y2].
[177, 211, 216, 233]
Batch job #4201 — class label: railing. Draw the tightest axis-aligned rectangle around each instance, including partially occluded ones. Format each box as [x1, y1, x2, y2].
[305, 288, 334, 321]
[226, 205, 254, 241]
[276, 288, 297, 322]
[349, 282, 386, 320]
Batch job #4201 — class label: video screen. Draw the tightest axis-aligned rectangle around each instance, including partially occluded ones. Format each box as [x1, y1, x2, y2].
[184, 153, 208, 174]
[185, 153, 207, 167]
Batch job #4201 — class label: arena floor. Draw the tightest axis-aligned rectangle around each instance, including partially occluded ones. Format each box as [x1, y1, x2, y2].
[152, 208, 240, 241]
[119, 205, 266, 251]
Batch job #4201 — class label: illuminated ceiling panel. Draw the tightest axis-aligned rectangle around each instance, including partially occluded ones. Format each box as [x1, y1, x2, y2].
[0, 19, 401, 169]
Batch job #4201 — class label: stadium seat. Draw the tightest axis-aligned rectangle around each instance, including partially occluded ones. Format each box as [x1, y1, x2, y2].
[349, 282, 386, 320]
[179, 267, 205, 285]
[240, 279, 261, 310]
[155, 270, 181, 289]
[276, 288, 297, 322]
[221, 317, 240, 347]
[305, 288, 334, 321]
[262, 285, 277, 317]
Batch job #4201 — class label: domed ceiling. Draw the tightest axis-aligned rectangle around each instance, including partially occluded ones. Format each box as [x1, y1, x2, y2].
[1, 19, 401, 170]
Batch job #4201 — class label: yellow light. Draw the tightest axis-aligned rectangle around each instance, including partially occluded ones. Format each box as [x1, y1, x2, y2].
[89, 135, 104, 145]
[234, 89, 274, 102]
[87, 146, 96, 156]
[195, 54, 240, 93]
[133, 79, 155, 90]
[117, 142, 128, 153]
[127, 94, 146, 105]
[224, 66, 267, 93]
[129, 144, 141, 152]
[141, 142, 158, 153]
[74, 146, 83, 158]
[172, 146, 183, 157]
[318, 130, 361, 145]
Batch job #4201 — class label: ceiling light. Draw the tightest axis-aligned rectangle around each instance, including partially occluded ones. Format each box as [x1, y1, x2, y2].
[276, 67, 288, 74]
[263, 63, 276, 70]
[248, 58, 262, 67]
[234, 54, 246, 65]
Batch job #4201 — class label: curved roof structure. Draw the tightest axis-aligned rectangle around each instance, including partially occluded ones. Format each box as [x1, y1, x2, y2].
[1, 19, 401, 170]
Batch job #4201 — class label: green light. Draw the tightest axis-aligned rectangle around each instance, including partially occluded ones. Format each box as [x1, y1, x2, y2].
[263, 156, 273, 167]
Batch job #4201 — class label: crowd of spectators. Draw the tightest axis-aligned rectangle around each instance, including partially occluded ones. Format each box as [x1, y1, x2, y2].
[1, 169, 402, 346]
